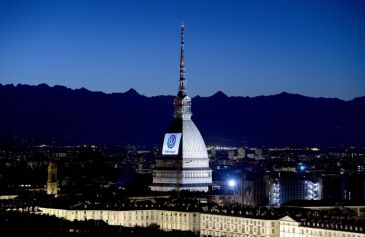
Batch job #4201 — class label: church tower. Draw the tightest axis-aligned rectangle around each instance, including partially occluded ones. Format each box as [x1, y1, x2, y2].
[150, 23, 212, 192]
[47, 160, 58, 196]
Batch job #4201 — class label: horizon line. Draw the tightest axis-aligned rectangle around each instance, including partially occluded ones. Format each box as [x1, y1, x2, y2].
[0, 82, 363, 101]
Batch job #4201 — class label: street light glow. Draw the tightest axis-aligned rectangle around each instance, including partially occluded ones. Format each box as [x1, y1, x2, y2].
[228, 179, 236, 188]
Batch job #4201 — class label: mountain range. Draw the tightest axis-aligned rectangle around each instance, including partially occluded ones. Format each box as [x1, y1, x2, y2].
[0, 83, 364, 147]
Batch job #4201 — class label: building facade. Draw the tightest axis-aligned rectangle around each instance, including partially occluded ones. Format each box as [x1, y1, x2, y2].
[269, 173, 323, 205]
[200, 213, 279, 237]
[46, 161, 58, 196]
[37, 207, 365, 237]
[150, 23, 212, 192]
[39, 207, 200, 233]
[280, 216, 364, 237]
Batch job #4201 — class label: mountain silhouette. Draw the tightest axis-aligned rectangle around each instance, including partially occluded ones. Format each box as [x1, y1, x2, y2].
[0, 83, 364, 147]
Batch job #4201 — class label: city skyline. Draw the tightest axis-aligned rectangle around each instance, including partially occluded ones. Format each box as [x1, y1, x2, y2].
[1, 0, 365, 100]
[1, 2, 365, 235]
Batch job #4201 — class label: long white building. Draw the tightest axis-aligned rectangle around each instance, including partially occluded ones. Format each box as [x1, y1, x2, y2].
[280, 216, 365, 237]
[37, 206, 365, 237]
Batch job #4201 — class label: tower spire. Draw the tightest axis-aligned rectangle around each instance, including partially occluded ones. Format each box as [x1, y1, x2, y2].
[174, 22, 192, 120]
[178, 22, 186, 97]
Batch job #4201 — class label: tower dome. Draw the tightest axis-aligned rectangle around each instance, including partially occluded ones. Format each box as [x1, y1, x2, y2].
[150, 23, 212, 192]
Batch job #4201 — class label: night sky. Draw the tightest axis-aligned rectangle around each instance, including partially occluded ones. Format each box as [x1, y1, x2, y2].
[0, 0, 364, 100]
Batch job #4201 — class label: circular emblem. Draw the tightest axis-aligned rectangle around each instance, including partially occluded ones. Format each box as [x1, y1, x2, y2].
[167, 135, 176, 148]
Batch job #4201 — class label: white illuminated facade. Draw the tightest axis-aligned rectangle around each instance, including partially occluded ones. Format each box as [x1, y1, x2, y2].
[304, 180, 322, 200]
[200, 213, 280, 237]
[270, 179, 281, 205]
[269, 175, 323, 205]
[36, 207, 365, 237]
[39, 207, 200, 233]
[150, 23, 212, 192]
[47, 161, 58, 196]
[280, 216, 364, 237]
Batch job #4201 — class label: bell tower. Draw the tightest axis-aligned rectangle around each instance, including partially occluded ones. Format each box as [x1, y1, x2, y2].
[47, 160, 58, 196]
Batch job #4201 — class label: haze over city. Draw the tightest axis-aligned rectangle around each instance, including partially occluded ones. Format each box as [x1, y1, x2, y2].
[1, 0, 365, 100]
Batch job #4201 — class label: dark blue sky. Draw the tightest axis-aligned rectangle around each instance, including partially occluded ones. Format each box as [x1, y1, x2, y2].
[0, 0, 364, 100]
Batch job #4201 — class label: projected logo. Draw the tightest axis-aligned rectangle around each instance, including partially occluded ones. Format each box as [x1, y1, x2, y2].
[162, 133, 182, 155]
[167, 135, 176, 148]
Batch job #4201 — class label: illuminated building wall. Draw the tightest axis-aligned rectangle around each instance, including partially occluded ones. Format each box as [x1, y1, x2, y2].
[304, 180, 322, 200]
[47, 161, 58, 196]
[280, 216, 365, 237]
[39, 207, 200, 232]
[269, 173, 323, 205]
[37, 207, 365, 237]
[200, 213, 279, 237]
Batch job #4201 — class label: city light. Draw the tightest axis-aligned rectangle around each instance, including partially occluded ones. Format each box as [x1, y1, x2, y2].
[298, 163, 306, 171]
[228, 179, 236, 188]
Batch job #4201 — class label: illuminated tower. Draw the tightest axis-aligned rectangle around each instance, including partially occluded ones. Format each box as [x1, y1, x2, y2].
[47, 160, 58, 196]
[150, 23, 212, 192]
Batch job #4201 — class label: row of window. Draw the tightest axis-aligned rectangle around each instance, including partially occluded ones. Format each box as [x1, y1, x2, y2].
[154, 171, 211, 178]
[202, 221, 266, 234]
[281, 226, 364, 237]
[201, 229, 272, 237]
[202, 215, 273, 227]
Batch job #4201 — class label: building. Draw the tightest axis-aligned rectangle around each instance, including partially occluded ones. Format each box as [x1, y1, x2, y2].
[46, 160, 58, 196]
[150, 23, 212, 192]
[322, 173, 365, 201]
[200, 212, 279, 237]
[280, 216, 365, 237]
[281, 200, 365, 218]
[37, 206, 365, 237]
[39, 207, 200, 233]
[236, 148, 246, 159]
[242, 173, 268, 206]
[269, 172, 322, 205]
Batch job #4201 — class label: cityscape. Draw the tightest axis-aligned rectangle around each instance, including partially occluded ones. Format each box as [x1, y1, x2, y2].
[1, 1, 365, 237]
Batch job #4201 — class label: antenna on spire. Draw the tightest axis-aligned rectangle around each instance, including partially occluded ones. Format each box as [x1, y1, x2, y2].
[174, 22, 192, 120]
[178, 21, 186, 97]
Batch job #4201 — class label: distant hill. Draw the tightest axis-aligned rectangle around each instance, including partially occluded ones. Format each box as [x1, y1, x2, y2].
[0, 83, 364, 147]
